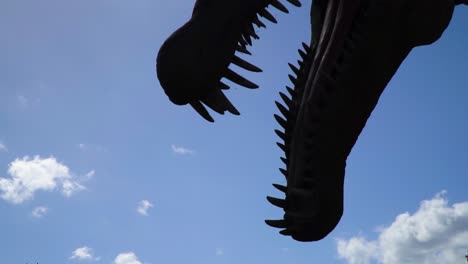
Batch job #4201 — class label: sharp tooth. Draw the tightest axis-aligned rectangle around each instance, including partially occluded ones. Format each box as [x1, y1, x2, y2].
[274, 129, 285, 140]
[297, 60, 304, 68]
[286, 0, 301, 7]
[273, 183, 287, 192]
[274, 114, 287, 129]
[253, 15, 266, 28]
[275, 101, 289, 118]
[279, 168, 288, 177]
[288, 74, 297, 85]
[215, 89, 240, 115]
[302, 42, 311, 53]
[298, 49, 307, 60]
[190, 101, 214, 122]
[286, 86, 295, 96]
[279, 92, 292, 108]
[236, 44, 251, 55]
[224, 68, 259, 88]
[279, 229, 292, 236]
[277, 142, 287, 152]
[280, 157, 287, 165]
[238, 37, 248, 47]
[288, 63, 300, 76]
[270, 0, 289, 13]
[232, 55, 262, 72]
[243, 33, 252, 46]
[246, 24, 259, 39]
[267, 196, 287, 208]
[265, 219, 287, 228]
[259, 9, 277, 23]
[201, 94, 226, 115]
[219, 81, 230, 90]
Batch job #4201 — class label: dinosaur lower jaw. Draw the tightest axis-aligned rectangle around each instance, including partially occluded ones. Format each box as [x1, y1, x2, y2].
[267, 0, 416, 242]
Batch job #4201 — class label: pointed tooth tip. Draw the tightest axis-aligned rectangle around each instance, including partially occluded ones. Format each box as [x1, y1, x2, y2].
[270, 0, 289, 13]
[279, 168, 287, 176]
[259, 9, 278, 23]
[279, 229, 292, 236]
[232, 55, 262, 72]
[273, 183, 287, 192]
[267, 196, 286, 208]
[190, 101, 214, 122]
[265, 219, 287, 228]
[224, 68, 258, 89]
[286, 0, 301, 7]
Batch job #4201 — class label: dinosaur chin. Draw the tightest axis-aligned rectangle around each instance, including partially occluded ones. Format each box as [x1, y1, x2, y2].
[157, 0, 459, 242]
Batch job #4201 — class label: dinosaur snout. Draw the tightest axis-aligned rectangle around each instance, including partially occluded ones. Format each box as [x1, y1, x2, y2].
[156, 23, 215, 105]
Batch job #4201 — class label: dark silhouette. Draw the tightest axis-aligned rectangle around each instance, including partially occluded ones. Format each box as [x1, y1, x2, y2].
[156, 0, 467, 242]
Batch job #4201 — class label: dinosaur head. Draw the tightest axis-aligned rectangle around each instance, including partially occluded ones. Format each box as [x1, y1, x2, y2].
[157, 0, 460, 242]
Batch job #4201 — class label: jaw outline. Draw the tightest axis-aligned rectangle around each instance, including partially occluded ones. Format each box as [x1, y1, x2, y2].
[156, 0, 302, 122]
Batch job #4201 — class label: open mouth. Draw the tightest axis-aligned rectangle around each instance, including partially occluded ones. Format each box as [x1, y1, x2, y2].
[156, 0, 461, 242]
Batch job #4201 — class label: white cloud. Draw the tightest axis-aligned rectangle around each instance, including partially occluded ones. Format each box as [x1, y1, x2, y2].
[31, 206, 48, 218]
[114, 252, 141, 264]
[337, 191, 468, 264]
[337, 237, 379, 264]
[0, 143, 7, 152]
[137, 200, 153, 216]
[70, 246, 100, 261]
[0, 156, 88, 204]
[171, 145, 193, 155]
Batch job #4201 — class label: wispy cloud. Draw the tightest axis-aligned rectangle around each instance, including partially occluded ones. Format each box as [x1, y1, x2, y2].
[31, 206, 48, 218]
[85, 170, 95, 179]
[70, 246, 100, 261]
[137, 200, 153, 216]
[114, 252, 141, 264]
[336, 191, 468, 264]
[171, 145, 193, 155]
[0, 156, 90, 204]
[0, 143, 7, 152]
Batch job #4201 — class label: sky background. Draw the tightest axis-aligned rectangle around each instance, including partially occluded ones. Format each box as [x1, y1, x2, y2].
[1, 1, 468, 263]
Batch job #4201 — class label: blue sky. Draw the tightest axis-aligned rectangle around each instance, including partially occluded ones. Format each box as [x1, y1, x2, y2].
[1, 1, 468, 263]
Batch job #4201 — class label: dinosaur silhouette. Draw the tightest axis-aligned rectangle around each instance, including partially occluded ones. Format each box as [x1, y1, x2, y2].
[156, 0, 467, 242]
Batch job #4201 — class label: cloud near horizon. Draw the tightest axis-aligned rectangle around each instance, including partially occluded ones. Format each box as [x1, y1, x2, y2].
[336, 191, 468, 264]
[0, 156, 91, 204]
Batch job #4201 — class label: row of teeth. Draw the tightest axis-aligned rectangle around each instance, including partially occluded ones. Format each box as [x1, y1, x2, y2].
[190, 0, 302, 122]
[265, 42, 315, 235]
[266, 1, 373, 236]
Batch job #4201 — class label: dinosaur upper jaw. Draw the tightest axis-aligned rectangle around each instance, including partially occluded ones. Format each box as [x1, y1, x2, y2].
[156, 0, 301, 122]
